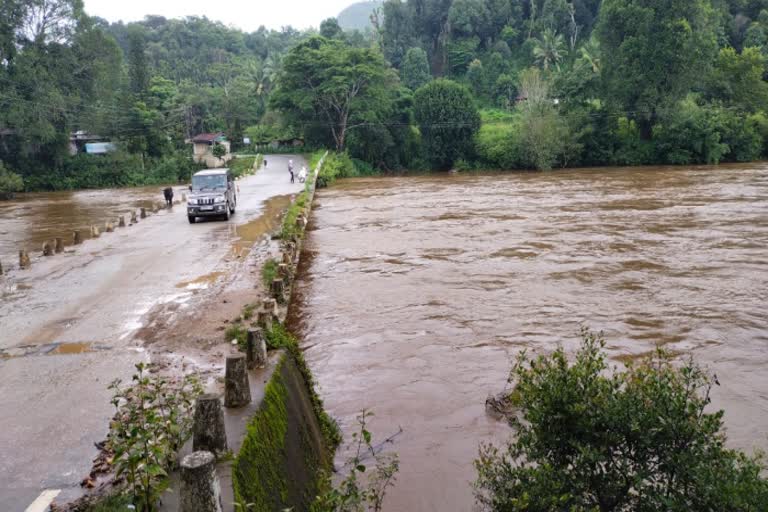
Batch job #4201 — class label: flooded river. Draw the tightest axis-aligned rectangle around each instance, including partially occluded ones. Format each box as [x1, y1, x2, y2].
[288, 164, 768, 511]
[0, 185, 174, 265]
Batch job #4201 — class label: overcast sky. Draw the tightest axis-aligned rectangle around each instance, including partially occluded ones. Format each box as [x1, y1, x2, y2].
[83, 0, 354, 32]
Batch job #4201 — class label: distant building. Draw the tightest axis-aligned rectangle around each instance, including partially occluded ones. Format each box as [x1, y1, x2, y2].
[190, 132, 232, 168]
[69, 131, 111, 155]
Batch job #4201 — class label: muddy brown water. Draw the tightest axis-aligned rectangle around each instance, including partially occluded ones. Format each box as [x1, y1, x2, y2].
[288, 163, 768, 511]
[0, 185, 178, 265]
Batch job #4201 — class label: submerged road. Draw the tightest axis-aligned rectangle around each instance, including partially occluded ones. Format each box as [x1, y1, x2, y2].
[0, 155, 306, 511]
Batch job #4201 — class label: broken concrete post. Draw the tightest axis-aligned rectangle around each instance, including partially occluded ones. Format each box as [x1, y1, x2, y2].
[73, 231, 82, 245]
[296, 216, 306, 229]
[19, 250, 30, 269]
[152, 204, 159, 214]
[271, 278, 285, 303]
[256, 310, 273, 332]
[130, 211, 138, 224]
[179, 451, 223, 512]
[42, 241, 53, 256]
[90, 225, 100, 237]
[192, 394, 228, 457]
[245, 328, 267, 369]
[140, 207, 147, 219]
[224, 354, 251, 408]
[282, 251, 292, 265]
[262, 297, 278, 317]
[54, 237, 64, 254]
[118, 215, 126, 228]
[105, 221, 114, 233]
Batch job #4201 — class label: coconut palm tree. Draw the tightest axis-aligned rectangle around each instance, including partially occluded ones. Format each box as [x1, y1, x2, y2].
[533, 28, 567, 71]
[578, 37, 601, 74]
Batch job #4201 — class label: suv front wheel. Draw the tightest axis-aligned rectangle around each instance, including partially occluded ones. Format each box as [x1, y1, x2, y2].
[222, 205, 230, 221]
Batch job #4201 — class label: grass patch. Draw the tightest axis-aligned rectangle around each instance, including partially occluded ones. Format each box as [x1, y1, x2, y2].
[280, 191, 308, 241]
[307, 150, 326, 171]
[242, 303, 257, 321]
[262, 258, 279, 288]
[225, 322, 248, 348]
[266, 324, 342, 448]
[229, 156, 257, 178]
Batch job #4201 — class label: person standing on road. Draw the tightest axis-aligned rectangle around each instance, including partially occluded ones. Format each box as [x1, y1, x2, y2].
[288, 159, 294, 184]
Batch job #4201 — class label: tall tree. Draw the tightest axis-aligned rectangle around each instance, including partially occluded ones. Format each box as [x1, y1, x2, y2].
[597, 0, 718, 138]
[127, 26, 148, 96]
[413, 78, 480, 169]
[270, 36, 394, 151]
[400, 47, 431, 90]
[532, 28, 567, 70]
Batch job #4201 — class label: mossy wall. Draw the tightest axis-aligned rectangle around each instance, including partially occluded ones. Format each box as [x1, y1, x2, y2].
[233, 353, 332, 511]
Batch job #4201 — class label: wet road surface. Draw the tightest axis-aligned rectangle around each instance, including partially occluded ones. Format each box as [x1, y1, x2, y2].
[288, 163, 768, 512]
[0, 155, 305, 511]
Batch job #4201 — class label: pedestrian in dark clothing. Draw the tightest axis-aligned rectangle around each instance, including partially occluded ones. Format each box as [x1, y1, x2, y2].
[264, 159, 268, 167]
[163, 187, 173, 207]
[288, 159, 294, 184]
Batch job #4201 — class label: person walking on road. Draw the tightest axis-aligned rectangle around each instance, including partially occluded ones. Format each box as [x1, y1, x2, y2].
[288, 159, 295, 184]
[163, 187, 174, 207]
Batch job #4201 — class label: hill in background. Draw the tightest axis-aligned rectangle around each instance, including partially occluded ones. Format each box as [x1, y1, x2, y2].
[337, 1, 381, 32]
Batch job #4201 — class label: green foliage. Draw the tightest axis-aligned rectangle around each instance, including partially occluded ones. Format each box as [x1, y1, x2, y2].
[281, 191, 308, 241]
[317, 152, 358, 188]
[400, 47, 431, 90]
[107, 363, 203, 512]
[313, 410, 400, 512]
[226, 322, 248, 348]
[0, 161, 24, 198]
[83, 494, 134, 512]
[414, 79, 480, 170]
[474, 329, 768, 511]
[229, 156, 257, 178]
[707, 46, 768, 112]
[262, 258, 279, 288]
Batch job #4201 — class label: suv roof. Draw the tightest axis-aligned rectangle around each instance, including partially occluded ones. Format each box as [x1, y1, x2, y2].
[194, 168, 230, 176]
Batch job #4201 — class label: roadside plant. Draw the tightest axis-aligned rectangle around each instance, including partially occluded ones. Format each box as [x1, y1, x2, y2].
[313, 410, 400, 512]
[212, 143, 227, 161]
[261, 258, 279, 288]
[108, 363, 203, 512]
[474, 329, 768, 511]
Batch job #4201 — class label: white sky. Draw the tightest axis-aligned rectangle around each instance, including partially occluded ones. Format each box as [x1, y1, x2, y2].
[83, 0, 355, 32]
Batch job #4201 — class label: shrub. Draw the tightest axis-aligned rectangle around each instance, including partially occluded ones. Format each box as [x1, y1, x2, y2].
[474, 329, 768, 511]
[107, 364, 202, 512]
[262, 258, 279, 288]
[281, 191, 308, 240]
[225, 322, 248, 348]
[317, 152, 357, 188]
[229, 156, 257, 178]
[0, 161, 24, 198]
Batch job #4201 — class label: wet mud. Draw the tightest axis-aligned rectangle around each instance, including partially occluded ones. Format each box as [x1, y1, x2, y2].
[288, 163, 768, 512]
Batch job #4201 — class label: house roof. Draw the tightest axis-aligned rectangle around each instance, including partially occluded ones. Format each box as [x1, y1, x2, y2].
[191, 132, 226, 143]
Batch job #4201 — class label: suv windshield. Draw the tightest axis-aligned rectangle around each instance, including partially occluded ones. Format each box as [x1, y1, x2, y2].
[192, 174, 227, 191]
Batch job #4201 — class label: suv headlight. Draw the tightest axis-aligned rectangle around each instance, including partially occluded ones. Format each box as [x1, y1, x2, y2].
[187, 198, 196, 205]
[214, 195, 226, 203]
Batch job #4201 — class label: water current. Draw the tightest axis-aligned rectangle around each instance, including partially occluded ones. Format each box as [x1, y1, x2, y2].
[287, 164, 768, 511]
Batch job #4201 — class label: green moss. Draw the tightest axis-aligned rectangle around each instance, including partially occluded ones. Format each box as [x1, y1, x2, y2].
[266, 325, 342, 449]
[262, 259, 279, 288]
[233, 358, 290, 511]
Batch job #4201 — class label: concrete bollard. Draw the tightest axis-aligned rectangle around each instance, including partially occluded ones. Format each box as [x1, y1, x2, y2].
[245, 329, 268, 369]
[105, 221, 114, 233]
[140, 207, 147, 219]
[42, 241, 53, 256]
[224, 354, 251, 408]
[118, 215, 126, 228]
[54, 238, 64, 254]
[73, 231, 82, 245]
[90, 225, 100, 237]
[19, 250, 30, 269]
[152, 204, 159, 214]
[192, 395, 228, 457]
[130, 211, 138, 224]
[282, 251, 292, 265]
[271, 278, 285, 303]
[297, 216, 307, 229]
[182, 193, 187, 202]
[262, 297, 278, 317]
[256, 310, 273, 332]
[179, 451, 223, 512]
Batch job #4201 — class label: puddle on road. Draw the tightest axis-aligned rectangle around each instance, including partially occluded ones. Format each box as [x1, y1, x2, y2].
[50, 342, 94, 355]
[176, 271, 225, 290]
[230, 194, 292, 257]
[0, 341, 110, 359]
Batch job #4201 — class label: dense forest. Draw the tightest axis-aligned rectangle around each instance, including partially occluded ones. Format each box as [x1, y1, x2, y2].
[2, 0, 768, 193]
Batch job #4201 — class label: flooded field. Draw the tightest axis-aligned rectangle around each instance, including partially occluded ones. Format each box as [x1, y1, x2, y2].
[288, 164, 768, 511]
[0, 185, 174, 264]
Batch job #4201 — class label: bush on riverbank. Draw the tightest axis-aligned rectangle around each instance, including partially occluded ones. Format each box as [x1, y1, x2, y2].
[316, 152, 358, 188]
[0, 161, 24, 199]
[18, 152, 200, 191]
[475, 329, 768, 511]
